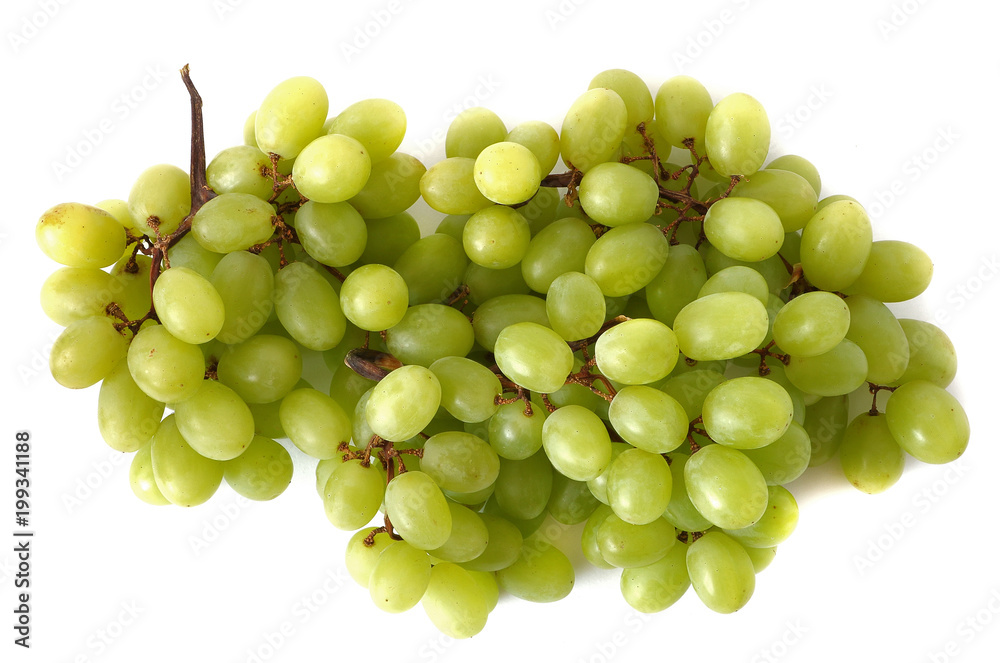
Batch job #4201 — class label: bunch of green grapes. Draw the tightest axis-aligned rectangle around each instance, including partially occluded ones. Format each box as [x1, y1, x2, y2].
[36, 66, 969, 638]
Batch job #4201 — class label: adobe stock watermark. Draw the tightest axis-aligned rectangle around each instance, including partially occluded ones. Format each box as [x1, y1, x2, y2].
[773, 84, 834, 143]
[61, 449, 131, 515]
[853, 459, 970, 574]
[241, 568, 349, 663]
[671, 0, 757, 73]
[7, 0, 72, 53]
[212, 0, 251, 20]
[866, 126, 959, 221]
[749, 620, 808, 662]
[406, 75, 502, 165]
[51, 64, 170, 182]
[927, 588, 1000, 663]
[544, 0, 592, 30]
[877, 0, 931, 40]
[932, 254, 999, 329]
[67, 599, 145, 662]
[339, 0, 413, 63]
[188, 495, 255, 557]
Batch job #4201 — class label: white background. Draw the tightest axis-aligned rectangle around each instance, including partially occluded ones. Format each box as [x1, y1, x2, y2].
[2, 0, 999, 662]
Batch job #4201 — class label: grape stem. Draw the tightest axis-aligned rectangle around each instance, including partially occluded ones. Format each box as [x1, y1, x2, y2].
[867, 382, 898, 415]
[751, 341, 790, 376]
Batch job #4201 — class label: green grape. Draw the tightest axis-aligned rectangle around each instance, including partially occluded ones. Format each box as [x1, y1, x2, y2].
[365, 364, 441, 441]
[50, 316, 128, 389]
[785, 339, 868, 397]
[173, 379, 254, 461]
[590, 68, 654, 128]
[608, 386, 688, 454]
[547, 472, 600, 525]
[294, 200, 367, 267]
[803, 394, 849, 466]
[645, 243, 708, 327]
[741, 421, 812, 485]
[581, 504, 616, 569]
[843, 240, 933, 302]
[206, 145, 274, 200]
[620, 542, 690, 613]
[349, 152, 425, 219]
[844, 294, 909, 384]
[893, 319, 957, 388]
[445, 107, 506, 159]
[129, 441, 169, 506]
[419, 157, 493, 215]
[110, 253, 153, 321]
[383, 471, 453, 550]
[385, 303, 475, 366]
[521, 217, 596, 293]
[699, 243, 790, 294]
[473, 141, 541, 205]
[493, 451, 553, 521]
[800, 199, 872, 291]
[488, 401, 546, 460]
[673, 292, 768, 361]
[654, 75, 713, 149]
[223, 436, 293, 501]
[560, 88, 628, 172]
[496, 535, 575, 602]
[545, 272, 606, 341]
[357, 212, 421, 266]
[686, 531, 755, 613]
[430, 356, 501, 423]
[392, 233, 470, 305]
[705, 93, 771, 176]
[191, 192, 275, 253]
[505, 120, 560, 176]
[468, 570, 500, 613]
[36, 202, 126, 268]
[429, 502, 490, 563]
[780, 229, 803, 265]
[595, 318, 679, 385]
[703, 198, 784, 262]
[578, 162, 659, 226]
[461, 512, 523, 572]
[420, 431, 500, 493]
[327, 98, 406, 164]
[329, 364, 376, 415]
[724, 485, 798, 547]
[292, 134, 371, 203]
[771, 291, 851, 358]
[345, 529, 393, 588]
[663, 453, 713, 532]
[494, 322, 573, 394]
[463, 205, 531, 269]
[369, 540, 432, 613]
[254, 76, 328, 159]
[730, 168, 818, 232]
[586, 223, 670, 297]
[127, 324, 205, 403]
[167, 233, 223, 279]
[885, 380, 970, 464]
[279, 388, 351, 459]
[703, 377, 793, 450]
[243, 110, 258, 147]
[744, 545, 778, 573]
[541, 404, 612, 481]
[150, 414, 223, 507]
[840, 412, 905, 493]
[339, 264, 408, 331]
[659, 369, 727, 421]
[95, 197, 140, 233]
[351, 389, 377, 453]
[607, 449, 673, 525]
[698, 265, 770, 305]
[597, 514, 676, 568]
[210, 251, 274, 345]
[322, 459, 385, 529]
[152, 267, 225, 345]
[273, 262, 346, 351]
[484, 494, 548, 537]
[217, 335, 300, 403]
[127, 164, 192, 237]
[464, 262, 531, 306]
[422, 562, 489, 639]
[586, 442, 630, 505]
[248, 396, 286, 439]
[685, 445, 768, 530]
[765, 154, 822, 196]
[520, 186, 562, 235]
[98, 362, 165, 452]
[40, 266, 116, 326]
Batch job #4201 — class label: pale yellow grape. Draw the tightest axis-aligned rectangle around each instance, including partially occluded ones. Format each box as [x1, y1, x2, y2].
[129, 441, 170, 506]
[473, 141, 541, 205]
[843, 240, 934, 302]
[771, 291, 851, 358]
[327, 98, 406, 164]
[369, 540, 432, 613]
[705, 93, 771, 176]
[545, 271, 606, 341]
[40, 267, 116, 326]
[521, 217, 596, 294]
[585, 223, 670, 297]
[152, 266, 225, 344]
[595, 318, 679, 385]
[429, 503, 490, 563]
[169, 233, 223, 279]
[365, 364, 442, 441]
[421, 562, 489, 639]
[462, 205, 531, 270]
[36, 203, 126, 268]
[339, 264, 409, 331]
[560, 88, 628, 172]
[460, 513, 523, 572]
[254, 76, 328, 159]
[645, 243, 708, 327]
[150, 414, 223, 507]
[273, 262, 346, 351]
[684, 445, 768, 530]
[217, 335, 301, 403]
[494, 322, 573, 394]
[322, 459, 385, 530]
[191, 192, 275, 253]
[596, 514, 676, 568]
[127, 164, 192, 237]
[98, 361, 165, 452]
[445, 107, 507, 159]
[505, 121, 560, 176]
[541, 404, 612, 481]
[703, 198, 784, 262]
[686, 531, 755, 613]
[800, 200, 873, 291]
[606, 449, 673, 525]
[173, 379, 255, 461]
[495, 535, 575, 602]
[785, 339, 869, 397]
[384, 471, 453, 550]
[620, 543, 691, 613]
[673, 292, 769, 361]
[292, 134, 371, 203]
[654, 75, 713, 149]
[419, 157, 493, 215]
[590, 68, 654, 128]
[840, 413, 904, 494]
[698, 265, 769, 306]
[279, 388, 351, 459]
[765, 154, 822, 196]
[702, 377, 794, 450]
[730, 168, 818, 232]
[205, 145, 274, 200]
[723, 485, 799, 547]
[893, 319, 957, 388]
[578, 162, 659, 227]
[885, 380, 970, 464]
[349, 152, 426, 219]
[223, 436, 293, 501]
[608, 386, 688, 453]
[127, 325, 205, 403]
[95, 197, 140, 233]
[844, 294, 909, 384]
[345, 530, 393, 588]
[210, 251, 274, 345]
[50, 316, 128, 389]
[385, 303, 476, 366]
[471, 293, 549, 351]
[421, 431, 501, 493]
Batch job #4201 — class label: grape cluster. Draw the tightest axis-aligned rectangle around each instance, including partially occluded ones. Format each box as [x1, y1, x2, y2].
[36, 66, 970, 637]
